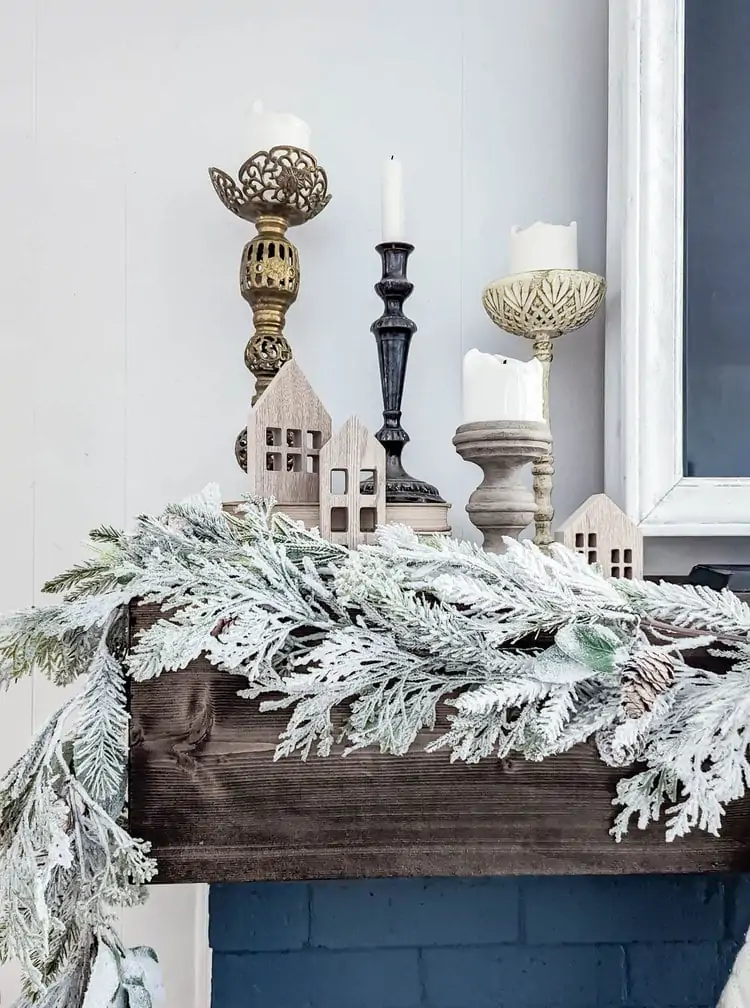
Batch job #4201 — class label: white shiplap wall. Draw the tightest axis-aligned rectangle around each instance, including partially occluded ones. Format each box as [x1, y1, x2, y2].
[0, 1, 608, 1004]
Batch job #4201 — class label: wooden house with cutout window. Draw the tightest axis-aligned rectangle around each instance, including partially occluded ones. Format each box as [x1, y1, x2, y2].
[246, 360, 332, 506]
[319, 416, 386, 548]
[556, 494, 643, 580]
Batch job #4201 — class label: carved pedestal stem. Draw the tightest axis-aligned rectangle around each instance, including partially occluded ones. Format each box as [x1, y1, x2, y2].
[532, 334, 555, 548]
[240, 212, 297, 403]
[453, 420, 552, 552]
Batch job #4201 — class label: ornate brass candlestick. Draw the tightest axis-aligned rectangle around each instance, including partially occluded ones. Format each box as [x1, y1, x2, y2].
[482, 269, 606, 547]
[368, 242, 444, 503]
[209, 146, 331, 467]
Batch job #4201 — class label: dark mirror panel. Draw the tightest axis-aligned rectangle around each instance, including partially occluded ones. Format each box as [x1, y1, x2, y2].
[684, 0, 750, 478]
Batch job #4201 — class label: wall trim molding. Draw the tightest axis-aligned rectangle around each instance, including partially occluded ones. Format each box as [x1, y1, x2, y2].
[193, 884, 211, 1008]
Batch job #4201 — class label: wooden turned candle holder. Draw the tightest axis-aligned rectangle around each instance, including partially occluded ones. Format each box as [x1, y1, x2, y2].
[453, 420, 551, 551]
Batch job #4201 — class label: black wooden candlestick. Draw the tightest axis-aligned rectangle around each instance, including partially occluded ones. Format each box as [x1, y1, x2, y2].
[367, 242, 444, 503]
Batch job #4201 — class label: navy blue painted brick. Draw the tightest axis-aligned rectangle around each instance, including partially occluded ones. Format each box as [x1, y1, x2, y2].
[209, 876, 744, 1008]
[311, 876, 519, 948]
[422, 944, 625, 1008]
[524, 875, 724, 944]
[628, 942, 719, 1007]
[209, 882, 309, 952]
[728, 875, 750, 940]
[719, 939, 743, 1001]
[211, 949, 421, 1008]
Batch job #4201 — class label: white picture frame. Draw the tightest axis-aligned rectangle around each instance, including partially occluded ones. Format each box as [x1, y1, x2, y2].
[605, 0, 750, 537]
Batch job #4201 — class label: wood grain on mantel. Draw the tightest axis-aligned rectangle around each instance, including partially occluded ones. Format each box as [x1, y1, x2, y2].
[127, 602, 750, 884]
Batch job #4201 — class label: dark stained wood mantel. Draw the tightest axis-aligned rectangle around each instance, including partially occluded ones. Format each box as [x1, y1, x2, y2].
[127, 603, 750, 884]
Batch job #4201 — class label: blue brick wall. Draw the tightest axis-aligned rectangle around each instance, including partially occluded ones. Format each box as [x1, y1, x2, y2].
[210, 875, 749, 1008]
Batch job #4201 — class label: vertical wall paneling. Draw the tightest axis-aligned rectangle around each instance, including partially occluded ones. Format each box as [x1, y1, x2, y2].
[461, 0, 608, 529]
[0, 0, 35, 766]
[32, 1, 128, 726]
[0, 2, 36, 1000]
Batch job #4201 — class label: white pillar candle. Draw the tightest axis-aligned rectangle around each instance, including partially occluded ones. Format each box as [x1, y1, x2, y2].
[250, 99, 312, 153]
[509, 221, 578, 274]
[462, 349, 544, 424]
[381, 155, 405, 242]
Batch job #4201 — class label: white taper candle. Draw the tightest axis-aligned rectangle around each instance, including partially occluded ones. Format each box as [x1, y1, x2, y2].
[382, 155, 405, 242]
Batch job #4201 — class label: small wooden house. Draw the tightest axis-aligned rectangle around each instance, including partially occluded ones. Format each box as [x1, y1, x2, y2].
[246, 360, 332, 504]
[556, 494, 643, 580]
[319, 416, 386, 548]
[241, 362, 449, 543]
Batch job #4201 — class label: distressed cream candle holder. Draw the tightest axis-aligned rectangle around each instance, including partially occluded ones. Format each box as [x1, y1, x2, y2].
[482, 269, 606, 548]
[453, 420, 551, 552]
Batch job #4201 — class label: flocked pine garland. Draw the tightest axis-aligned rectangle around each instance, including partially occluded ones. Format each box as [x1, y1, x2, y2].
[2, 485, 750, 1004]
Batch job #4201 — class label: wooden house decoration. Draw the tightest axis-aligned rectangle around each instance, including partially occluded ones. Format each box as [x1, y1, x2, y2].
[246, 360, 332, 505]
[556, 493, 643, 580]
[319, 416, 386, 548]
[240, 361, 449, 542]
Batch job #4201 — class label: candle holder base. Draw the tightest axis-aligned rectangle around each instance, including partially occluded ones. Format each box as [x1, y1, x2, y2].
[383, 478, 444, 504]
[235, 429, 248, 471]
[360, 465, 444, 504]
[453, 420, 551, 552]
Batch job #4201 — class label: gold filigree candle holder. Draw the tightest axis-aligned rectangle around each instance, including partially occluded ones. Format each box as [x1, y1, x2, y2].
[209, 146, 332, 467]
[482, 269, 606, 548]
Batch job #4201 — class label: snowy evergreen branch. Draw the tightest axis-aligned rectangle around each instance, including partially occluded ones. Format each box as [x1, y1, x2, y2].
[612, 664, 750, 841]
[2, 485, 750, 1003]
[0, 693, 156, 1004]
[72, 623, 129, 816]
[429, 678, 554, 762]
[616, 577, 750, 638]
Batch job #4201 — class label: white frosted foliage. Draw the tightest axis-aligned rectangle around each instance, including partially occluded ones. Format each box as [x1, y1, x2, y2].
[1, 487, 750, 1004]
